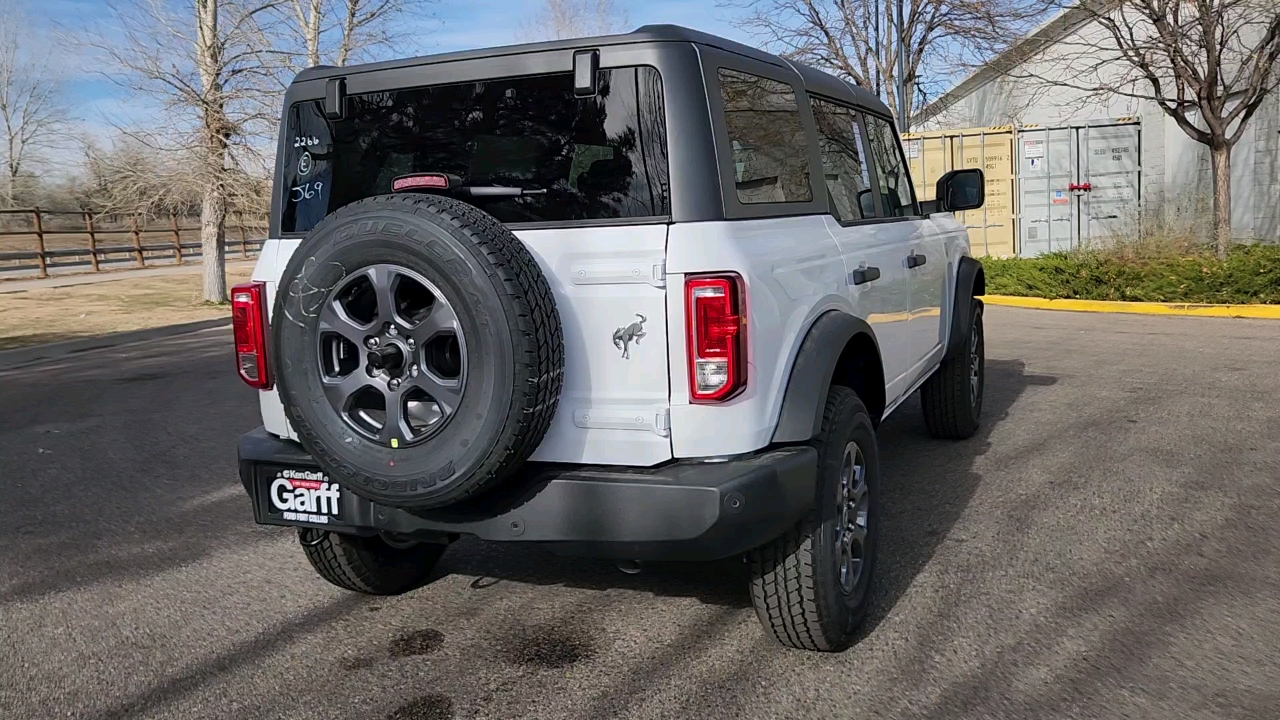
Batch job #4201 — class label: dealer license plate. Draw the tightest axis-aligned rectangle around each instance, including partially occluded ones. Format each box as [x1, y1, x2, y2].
[257, 465, 347, 527]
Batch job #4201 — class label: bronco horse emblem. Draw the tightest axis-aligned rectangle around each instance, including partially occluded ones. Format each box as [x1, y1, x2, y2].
[612, 313, 647, 359]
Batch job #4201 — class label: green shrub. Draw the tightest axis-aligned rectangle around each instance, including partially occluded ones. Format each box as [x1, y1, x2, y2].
[983, 243, 1280, 304]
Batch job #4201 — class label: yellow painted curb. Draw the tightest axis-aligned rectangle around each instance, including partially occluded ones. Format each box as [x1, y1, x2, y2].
[981, 295, 1280, 319]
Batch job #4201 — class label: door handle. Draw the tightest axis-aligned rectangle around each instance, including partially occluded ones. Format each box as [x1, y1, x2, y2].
[906, 253, 927, 269]
[849, 266, 881, 286]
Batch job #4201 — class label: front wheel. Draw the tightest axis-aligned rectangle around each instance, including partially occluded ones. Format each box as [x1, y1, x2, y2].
[299, 529, 446, 595]
[748, 386, 881, 652]
[921, 301, 984, 439]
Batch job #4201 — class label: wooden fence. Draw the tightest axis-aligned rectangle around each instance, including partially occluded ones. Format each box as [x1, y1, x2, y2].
[0, 207, 268, 279]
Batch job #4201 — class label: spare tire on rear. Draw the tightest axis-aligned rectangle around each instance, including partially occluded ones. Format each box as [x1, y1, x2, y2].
[273, 193, 563, 510]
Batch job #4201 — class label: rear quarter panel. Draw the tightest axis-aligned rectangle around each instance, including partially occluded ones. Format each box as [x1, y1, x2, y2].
[666, 216, 850, 458]
[253, 238, 298, 441]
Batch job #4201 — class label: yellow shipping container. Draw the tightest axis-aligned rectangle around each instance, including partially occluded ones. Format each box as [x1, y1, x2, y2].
[902, 126, 1017, 257]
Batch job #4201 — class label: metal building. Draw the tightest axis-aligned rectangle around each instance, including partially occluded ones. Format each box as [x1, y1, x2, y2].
[913, 5, 1280, 250]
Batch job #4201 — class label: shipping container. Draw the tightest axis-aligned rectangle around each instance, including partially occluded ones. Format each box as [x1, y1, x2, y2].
[904, 118, 1143, 257]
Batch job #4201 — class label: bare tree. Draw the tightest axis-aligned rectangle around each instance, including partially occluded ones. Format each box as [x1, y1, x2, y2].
[282, 0, 434, 70]
[518, 0, 630, 42]
[726, 0, 1047, 124]
[291, 0, 325, 67]
[0, 0, 70, 208]
[77, 134, 270, 222]
[998, 0, 1280, 256]
[87, 0, 286, 302]
[80, 137, 200, 216]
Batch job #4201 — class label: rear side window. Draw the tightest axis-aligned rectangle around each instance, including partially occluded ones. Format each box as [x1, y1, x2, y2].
[863, 114, 917, 217]
[279, 66, 670, 233]
[717, 68, 812, 205]
[811, 98, 873, 222]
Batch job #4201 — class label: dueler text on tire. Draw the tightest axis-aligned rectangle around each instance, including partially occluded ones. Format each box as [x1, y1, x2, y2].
[921, 300, 984, 439]
[273, 193, 564, 509]
[748, 386, 881, 652]
[299, 529, 445, 595]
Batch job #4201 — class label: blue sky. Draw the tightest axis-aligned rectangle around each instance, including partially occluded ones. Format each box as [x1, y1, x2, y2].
[26, 0, 755, 142]
[426, 0, 752, 53]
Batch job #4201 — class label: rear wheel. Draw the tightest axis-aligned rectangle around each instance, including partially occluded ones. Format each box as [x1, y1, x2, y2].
[921, 301, 984, 439]
[748, 386, 880, 652]
[299, 529, 446, 595]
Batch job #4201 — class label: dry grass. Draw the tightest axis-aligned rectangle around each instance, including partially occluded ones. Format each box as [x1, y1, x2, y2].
[0, 266, 255, 350]
[1078, 232, 1206, 262]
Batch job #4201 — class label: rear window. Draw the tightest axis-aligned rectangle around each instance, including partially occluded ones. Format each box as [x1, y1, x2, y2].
[280, 66, 670, 233]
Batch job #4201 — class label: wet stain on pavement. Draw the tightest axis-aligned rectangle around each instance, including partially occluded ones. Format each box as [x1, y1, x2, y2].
[389, 628, 445, 657]
[385, 693, 454, 720]
[500, 624, 594, 669]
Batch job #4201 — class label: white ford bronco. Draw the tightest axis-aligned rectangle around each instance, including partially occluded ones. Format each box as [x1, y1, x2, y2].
[233, 25, 987, 652]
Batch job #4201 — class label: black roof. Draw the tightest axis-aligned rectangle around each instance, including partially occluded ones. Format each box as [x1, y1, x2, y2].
[293, 24, 892, 117]
[782, 59, 889, 116]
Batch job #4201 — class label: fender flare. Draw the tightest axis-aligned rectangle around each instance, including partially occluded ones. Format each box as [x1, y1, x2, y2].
[771, 311, 882, 444]
[945, 256, 986, 361]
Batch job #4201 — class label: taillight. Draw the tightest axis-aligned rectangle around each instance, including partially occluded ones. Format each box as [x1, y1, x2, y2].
[231, 281, 272, 389]
[686, 273, 746, 402]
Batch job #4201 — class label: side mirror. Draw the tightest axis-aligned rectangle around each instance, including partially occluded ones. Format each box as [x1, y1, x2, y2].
[856, 189, 875, 218]
[936, 168, 984, 212]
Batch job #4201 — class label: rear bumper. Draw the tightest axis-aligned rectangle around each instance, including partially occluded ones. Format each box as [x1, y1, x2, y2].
[237, 426, 817, 561]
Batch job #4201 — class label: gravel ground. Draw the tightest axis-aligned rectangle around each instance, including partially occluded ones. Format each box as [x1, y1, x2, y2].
[1, 306, 1277, 720]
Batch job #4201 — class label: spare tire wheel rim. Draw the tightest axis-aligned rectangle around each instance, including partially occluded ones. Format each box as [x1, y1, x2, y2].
[836, 441, 870, 595]
[316, 263, 467, 447]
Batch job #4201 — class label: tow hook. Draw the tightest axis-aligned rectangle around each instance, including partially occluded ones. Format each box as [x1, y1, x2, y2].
[298, 528, 327, 547]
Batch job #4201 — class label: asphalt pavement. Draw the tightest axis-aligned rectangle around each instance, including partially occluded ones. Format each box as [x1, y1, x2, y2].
[1, 307, 1278, 720]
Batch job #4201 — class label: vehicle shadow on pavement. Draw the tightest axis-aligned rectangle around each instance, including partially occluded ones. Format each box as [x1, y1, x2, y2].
[436, 358, 1056, 617]
[436, 537, 754, 608]
[858, 358, 1056, 640]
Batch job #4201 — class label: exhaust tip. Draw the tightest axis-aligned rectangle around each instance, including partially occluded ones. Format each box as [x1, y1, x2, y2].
[616, 560, 643, 575]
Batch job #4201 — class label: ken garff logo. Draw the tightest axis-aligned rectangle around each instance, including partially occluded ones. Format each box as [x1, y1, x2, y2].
[612, 313, 646, 359]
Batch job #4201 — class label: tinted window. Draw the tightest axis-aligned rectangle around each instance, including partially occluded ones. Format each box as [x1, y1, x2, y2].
[280, 67, 670, 233]
[717, 68, 812, 205]
[864, 114, 917, 217]
[811, 98, 873, 221]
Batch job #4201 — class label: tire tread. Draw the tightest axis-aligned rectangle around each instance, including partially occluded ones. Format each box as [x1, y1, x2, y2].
[749, 386, 867, 652]
[921, 302, 983, 440]
[301, 531, 443, 595]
